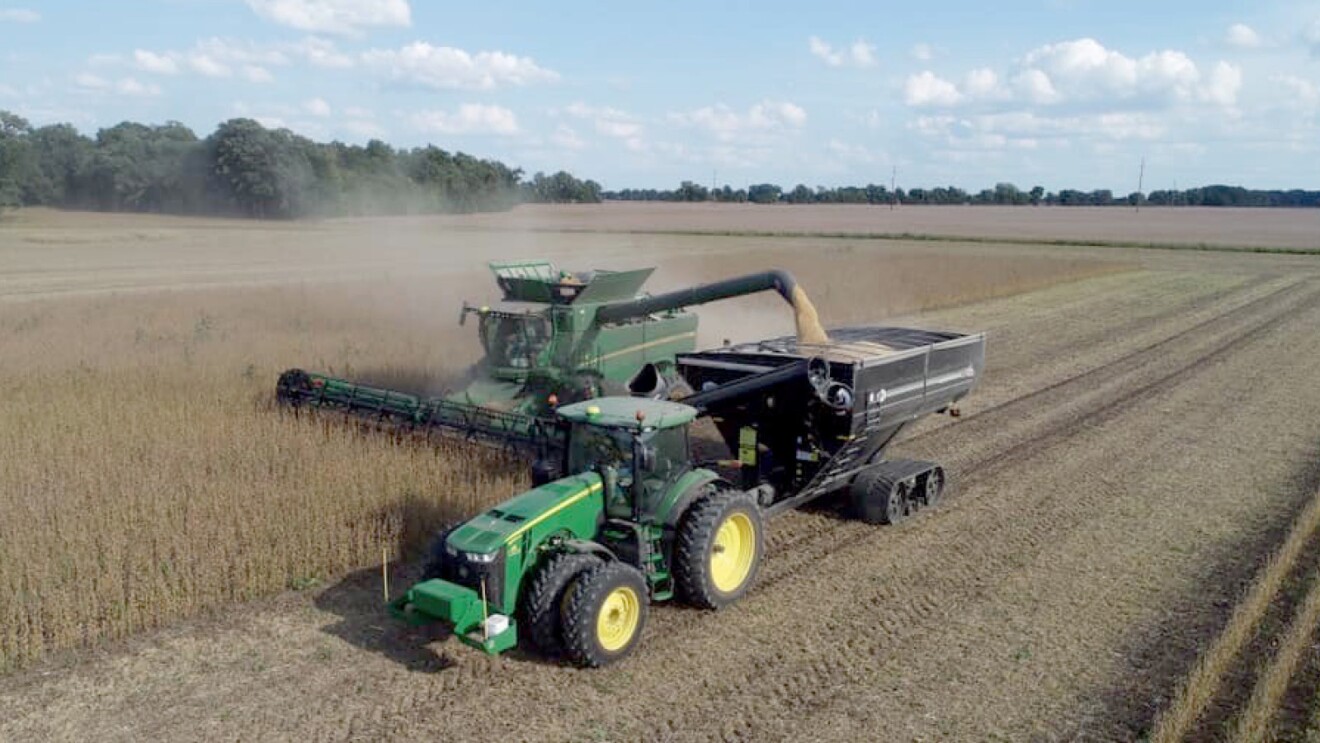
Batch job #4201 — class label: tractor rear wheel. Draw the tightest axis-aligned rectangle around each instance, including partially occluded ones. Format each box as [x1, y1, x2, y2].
[562, 561, 649, 667]
[675, 490, 764, 609]
[521, 551, 602, 656]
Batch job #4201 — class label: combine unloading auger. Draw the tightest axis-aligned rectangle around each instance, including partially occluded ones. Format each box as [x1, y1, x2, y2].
[276, 261, 830, 451]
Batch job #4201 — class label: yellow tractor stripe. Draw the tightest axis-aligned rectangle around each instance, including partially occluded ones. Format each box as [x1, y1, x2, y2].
[504, 482, 603, 544]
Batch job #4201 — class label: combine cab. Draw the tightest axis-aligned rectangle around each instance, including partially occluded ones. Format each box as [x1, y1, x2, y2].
[390, 322, 985, 665]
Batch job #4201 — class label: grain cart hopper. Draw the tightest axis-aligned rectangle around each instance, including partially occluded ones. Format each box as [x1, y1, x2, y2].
[275, 261, 827, 450]
[389, 325, 985, 665]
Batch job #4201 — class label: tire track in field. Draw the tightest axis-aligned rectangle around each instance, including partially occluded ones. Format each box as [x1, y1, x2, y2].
[356, 282, 1318, 741]
[630, 282, 1320, 743]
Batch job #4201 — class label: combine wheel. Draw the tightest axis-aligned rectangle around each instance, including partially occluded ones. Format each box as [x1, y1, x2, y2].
[675, 490, 764, 609]
[521, 551, 602, 656]
[851, 471, 910, 525]
[275, 368, 313, 405]
[562, 561, 649, 667]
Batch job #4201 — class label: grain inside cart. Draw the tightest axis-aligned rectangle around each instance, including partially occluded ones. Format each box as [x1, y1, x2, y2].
[391, 319, 985, 666]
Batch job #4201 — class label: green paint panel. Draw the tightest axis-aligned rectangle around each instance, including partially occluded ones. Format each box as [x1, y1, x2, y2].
[558, 397, 698, 429]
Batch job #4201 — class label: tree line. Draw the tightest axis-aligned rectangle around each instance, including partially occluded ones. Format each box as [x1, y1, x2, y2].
[606, 180, 1320, 207]
[0, 110, 602, 218]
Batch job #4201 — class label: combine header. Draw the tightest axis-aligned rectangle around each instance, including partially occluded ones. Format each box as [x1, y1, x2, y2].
[390, 322, 985, 665]
[276, 261, 828, 450]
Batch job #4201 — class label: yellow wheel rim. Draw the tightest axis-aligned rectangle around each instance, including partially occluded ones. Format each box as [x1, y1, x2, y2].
[710, 512, 756, 593]
[596, 586, 640, 652]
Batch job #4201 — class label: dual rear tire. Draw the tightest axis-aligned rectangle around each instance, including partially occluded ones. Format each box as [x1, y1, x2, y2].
[522, 488, 766, 666]
[523, 553, 650, 667]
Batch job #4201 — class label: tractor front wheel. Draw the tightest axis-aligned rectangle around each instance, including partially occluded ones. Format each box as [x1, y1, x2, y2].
[521, 551, 602, 656]
[675, 490, 764, 609]
[562, 562, 650, 667]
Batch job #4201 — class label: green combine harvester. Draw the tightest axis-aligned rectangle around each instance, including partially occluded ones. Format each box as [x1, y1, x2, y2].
[276, 260, 828, 450]
[390, 325, 986, 666]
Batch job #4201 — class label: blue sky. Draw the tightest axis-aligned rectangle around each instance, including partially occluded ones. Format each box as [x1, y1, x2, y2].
[2, 0, 1319, 191]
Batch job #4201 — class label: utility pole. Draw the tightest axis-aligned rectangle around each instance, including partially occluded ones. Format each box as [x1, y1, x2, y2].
[890, 165, 897, 211]
[1135, 156, 1145, 213]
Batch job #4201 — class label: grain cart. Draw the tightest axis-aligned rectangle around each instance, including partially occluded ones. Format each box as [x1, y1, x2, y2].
[275, 261, 827, 450]
[389, 325, 985, 666]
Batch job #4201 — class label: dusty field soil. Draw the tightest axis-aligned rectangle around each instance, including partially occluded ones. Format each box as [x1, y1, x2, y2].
[431, 202, 1320, 250]
[3, 207, 1320, 740]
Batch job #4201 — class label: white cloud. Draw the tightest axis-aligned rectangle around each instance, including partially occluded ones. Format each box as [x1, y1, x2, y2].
[1273, 75, 1319, 109]
[0, 8, 38, 22]
[409, 103, 519, 135]
[1021, 38, 1205, 104]
[303, 97, 332, 116]
[74, 73, 161, 97]
[363, 42, 559, 90]
[911, 43, 933, 62]
[808, 36, 877, 68]
[134, 50, 179, 75]
[565, 103, 642, 139]
[827, 138, 880, 164]
[243, 65, 275, 83]
[74, 73, 109, 91]
[1225, 23, 1262, 49]
[291, 37, 354, 68]
[116, 77, 162, 97]
[550, 124, 585, 150]
[1013, 69, 1060, 104]
[669, 100, 807, 140]
[904, 71, 962, 107]
[964, 68, 1001, 99]
[909, 38, 1242, 112]
[131, 39, 291, 81]
[189, 54, 231, 78]
[245, 0, 410, 36]
[1199, 61, 1242, 106]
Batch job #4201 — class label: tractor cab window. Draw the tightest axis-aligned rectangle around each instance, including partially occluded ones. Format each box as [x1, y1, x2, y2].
[640, 426, 688, 481]
[482, 314, 550, 369]
[567, 424, 634, 478]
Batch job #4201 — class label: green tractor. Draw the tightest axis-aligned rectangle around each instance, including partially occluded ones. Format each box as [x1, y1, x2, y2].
[390, 325, 986, 665]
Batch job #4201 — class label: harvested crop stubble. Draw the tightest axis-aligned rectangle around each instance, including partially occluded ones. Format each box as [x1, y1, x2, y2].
[1231, 568, 1320, 741]
[1151, 485, 1320, 742]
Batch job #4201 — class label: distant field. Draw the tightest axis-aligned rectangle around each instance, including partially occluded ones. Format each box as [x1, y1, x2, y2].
[429, 202, 1320, 250]
[4, 207, 1320, 741]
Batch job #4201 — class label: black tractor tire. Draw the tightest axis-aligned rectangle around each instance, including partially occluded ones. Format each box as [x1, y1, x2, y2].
[419, 526, 458, 582]
[562, 561, 650, 667]
[850, 470, 909, 525]
[674, 489, 765, 610]
[520, 551, 603, 656]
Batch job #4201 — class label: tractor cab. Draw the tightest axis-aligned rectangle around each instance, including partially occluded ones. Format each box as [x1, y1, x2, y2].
[557, 398, 697, 520]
